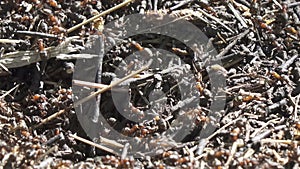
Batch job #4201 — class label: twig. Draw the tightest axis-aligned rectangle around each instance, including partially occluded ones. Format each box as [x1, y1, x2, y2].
[99, 136, 124, 149]
[272, 0, 283, 9]
[245, 121, 251, 142]
[74, 59, 152, 107]
[288, 2, 300, 8]
[170, 0, 194, 11]
[0, 63, 11, 74]
[33, 109, 66, 129]
[272, 149, 288, 164]
[153, 0, 158, 11]
[36, 145, 58, 162]
[243, 148, 254, 158]
[69, 134, 120, 156]
[278, 52, 298, 71]
[235, 0, 250, 7]
[251, 125, 286, 143]
[198, 8, 234, 33]
[0, 39, 25, 44]
[207, 117, 242, 140]
[197, 117, 242, 156]
[67, 0, 134, 33]
[227, 2, 248, 28]
[225, 139, 244, 168]
[121, 143, 130, 160]
[73, 79, 128, 92]
[73, 79, 108, 89]
[139, 0, 147, 14]
[0, 84, 19, 99]
[214, 29, 250, 59]
[171, 9, 209, 24]
[261, 139, 300, 145]
[293, 95, 299, 120]
[55, 53, 98, 60]
[16, 30, 58, 39]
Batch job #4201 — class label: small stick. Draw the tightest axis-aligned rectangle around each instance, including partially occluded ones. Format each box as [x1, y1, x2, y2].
[153, 0, 158, 11]
[69, 134, 120, 156]
[225, 139, 244, 167]
[293, 95, 299, 120]
[272, 149, 288, 164]
[236, 148, 255, 164]
[272, 0, 283, 9]
[197, 117, 242, 156]
[33, 109, 66, 129]
[74, 59, 152, 107]
[198, 8, 234, 33]
[261, 139, 300, 145]
[67, 0, 134, 34]
[16, 30, 58, 39]
[243, 148, 255, 158]
[0, 39, 25, 44]
[227, 2, 248, 28]
[139, 0, 147, 14]
[73, 79, 108, 89]
[235, 0, 250, 7]
[73, 79, 129, 92]
[121, 143, 130, 160]
[0, 84, 19, 99]
[251, 125, 286, 143]
[214, 29, 250, 59]
[37, 145, 58, 161]
[207, 117, 242, 140]
[170, 0, 194, 11]
[288, 2, 300, 8]
[278, 53, 298, 71]
[245, 122, 251, 142]
[99, 136, 124, 149]
[0, 63, 11, 75]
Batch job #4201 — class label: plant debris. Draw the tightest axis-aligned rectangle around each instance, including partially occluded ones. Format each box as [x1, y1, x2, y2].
[0, 0, 300, 168]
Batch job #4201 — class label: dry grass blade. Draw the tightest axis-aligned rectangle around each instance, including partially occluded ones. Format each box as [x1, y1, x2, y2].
[32, 109, 66, 129]
[0, 63, 11, 74]
[73, 79, 108, 89]
[69, 134, 120, 156]
[16, 30, 58, 39]
[0, 39, 25, 44]
[0, 36, 81, 68]
[0, 84, 19, 99]
[99, 136, 125, 149]
[73, 79, 128, 92]
[67, 0, 135, 34]
[74, 59, 152, 107]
